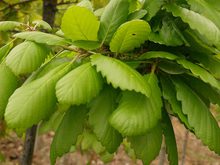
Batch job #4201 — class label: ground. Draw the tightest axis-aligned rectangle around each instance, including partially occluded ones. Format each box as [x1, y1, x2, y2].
[0, 117, 220, 165]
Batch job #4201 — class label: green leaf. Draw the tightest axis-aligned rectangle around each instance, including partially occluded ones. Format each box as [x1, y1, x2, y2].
[177, 59, 220, 90]
[91, 54, 151, 97]
[0, 42, 13, 61]
[129, 124, 162, 165]
[182, 75, 220, 107]
[110, 20, 151, 53]
[56, 62, 103, 105]
[4, 63, 72, 130]
[143, 0, 165, 21]
[139, 51, 178, 60]
[160, 75, 191, 129]
[32, 20, 52, 31]
[186, 0, 220, 29]
[0, 64, 18, 118]
[149, 18, 186, 46]
[110, 73, 162, 136]
[172, 78, 220, 154]
[89, 86, 122, 153]
[128, 9, 148, 20]
[98, 0, 129, 44]
[39, 104, 69, 134]
[162, 111, 178, 165]
[158, 61, 186, 75]
[61, 5, 99, 41]
[77, 0, 93, 11]
[6, 41, 50, 75]
[0, 21, 22, 31]
[183, 29, 220, 54]
[13, 32, 68, 46]
[189, 53, 220, 79]
[50, 106, 87, 165]
[165, 4, 220, 47]
[72, 40, 100, 50]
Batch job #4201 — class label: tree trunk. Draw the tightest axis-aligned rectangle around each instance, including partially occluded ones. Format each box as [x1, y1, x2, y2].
[21, 1, 58, 164]
[42, 0, 58, 27]
[20, 125, 37, 165]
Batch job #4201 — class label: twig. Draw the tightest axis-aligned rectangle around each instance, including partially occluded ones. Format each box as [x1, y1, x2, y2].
[181, 130, 189, 165]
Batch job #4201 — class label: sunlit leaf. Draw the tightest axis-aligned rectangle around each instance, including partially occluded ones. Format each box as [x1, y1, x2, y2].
[98, 0, 129, 44]
[61, 5, 99, 41]
[56, 62, 103, 105]
[6, 41, 50, 75]
[5, 63, 72, 130]
[0, 42, 13, 61]
[13, 32, 68, 46]
[0, 21, 22, 31]
[91, 54, 151, 97]
[0, 64, 18, 118]
[110, 73, 161, 136]
[110, 20, 151, 53]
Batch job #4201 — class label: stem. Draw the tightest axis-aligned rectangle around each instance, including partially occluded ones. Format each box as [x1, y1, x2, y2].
[181, 130, 189, 165]
[20, 125, 37, 165]
[158, 140, 166, 165]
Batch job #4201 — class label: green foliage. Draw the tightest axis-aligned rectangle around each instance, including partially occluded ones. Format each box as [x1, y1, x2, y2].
[98, 0, 129, 44]
[50, 106, 87, 165]
[14, 32, 69, 46]
[91, 54, 151, 97]
[0, 64, 18, 118]
[61, 5, 100, 41]
[110, 20, 151, 53]
[1, 0, 220, 164]
[6, 41, 50, 75]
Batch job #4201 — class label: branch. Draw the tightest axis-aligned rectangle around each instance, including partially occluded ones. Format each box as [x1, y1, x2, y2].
[0, 0, 38, 12]
[57, 0, 79, 6]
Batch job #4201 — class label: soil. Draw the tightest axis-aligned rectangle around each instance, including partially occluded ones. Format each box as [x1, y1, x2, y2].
[0, 117, 220, 165]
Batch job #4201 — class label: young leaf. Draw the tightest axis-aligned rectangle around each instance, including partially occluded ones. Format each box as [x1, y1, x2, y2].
[172, 77, 220, 154]
[0, 64, 18, 118]
[162, 111, 178, 165]
[32, 20, 52, 31]
[110, 20, 151, 53]
[129, 124, 162, 165]
[177, 59, 220, 90]
[4, 63, 72, 130]
[165, 4, 220, 47]
[6, 41, 50, 75]
[110, 73, 162, 136]
[61, 5, 99, 41]
[0, 42, 13, 61]
[89, 86, 122, 153]
[77, 0, 93, 11]
[14, 31, 68, 46]
[98, 0, 129, 44]
[90, 54, 151, 97]
[56, 63, 103, 105]
[50, 106, 87, 165]
[0, 21, 22, 31]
